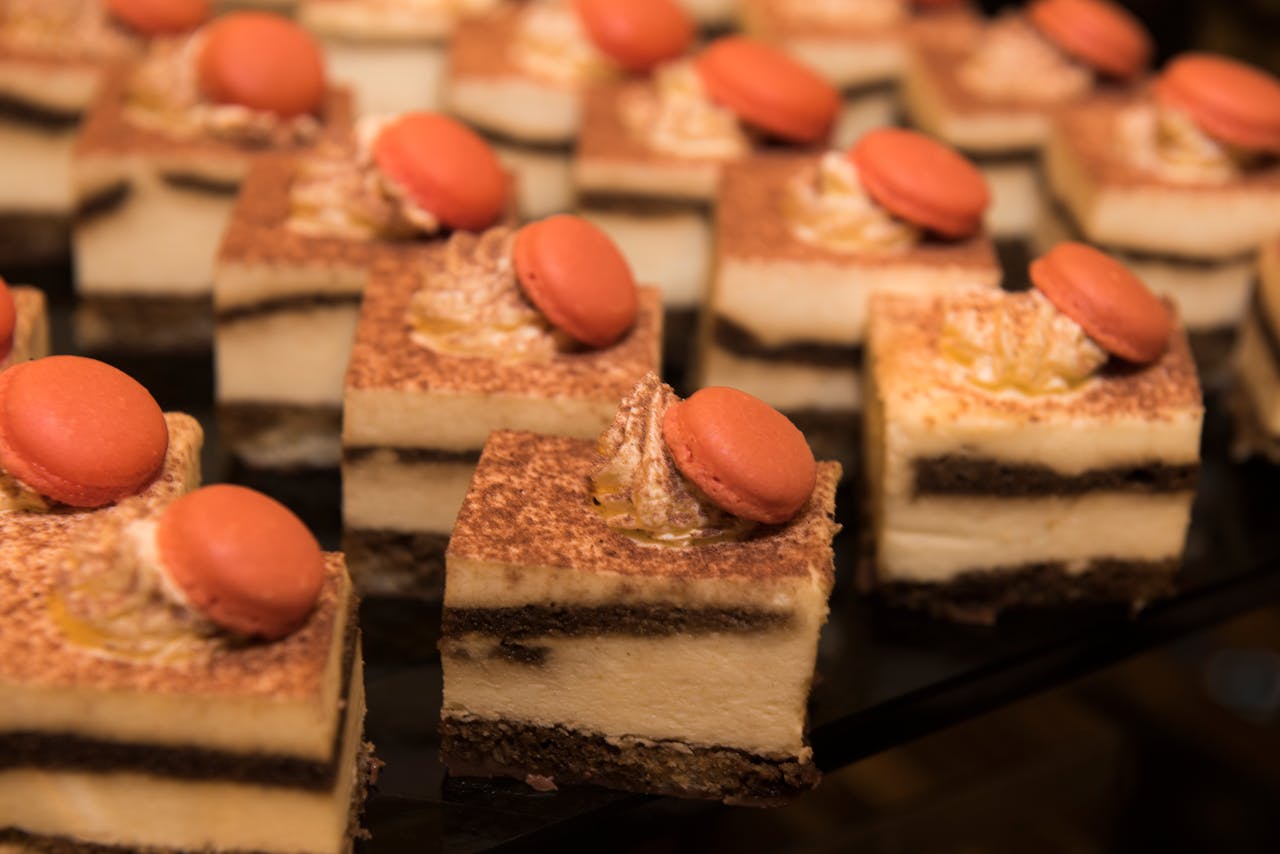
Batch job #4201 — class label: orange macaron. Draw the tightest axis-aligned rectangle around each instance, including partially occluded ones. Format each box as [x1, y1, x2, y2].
[663, 387, 816, 525]
[156, 484, 325, 641]
[0, 356, 168, 507]
[849, 128, 990, 239]
[197, 13, 326, 118]
[1154, 53, 1280, 154]
[573, 0, 693, 74]
[372, 112, 508, 232]
[0, 279, 14, 361]
[514, 215, 638, 348]
[1030, 242, 1172, 364]
[106, 0, 209, 36]
[694, 37, 839, 144]
[1027, 0, 1151, 80]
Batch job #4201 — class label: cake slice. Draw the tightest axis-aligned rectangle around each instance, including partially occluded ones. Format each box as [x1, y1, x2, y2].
[442, 375, 840, 803]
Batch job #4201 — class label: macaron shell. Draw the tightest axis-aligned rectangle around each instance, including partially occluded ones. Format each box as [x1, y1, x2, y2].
[197, 13, 327, 118]
[694, 37, 839, 144]
[372, 112, 508, 232]
[0, 356, 168, 507]
[0, 279, 14, 361]
[1154, 53, 1280, 153]
[1027, 0, 1151, 80]
[662, 387, 817, 525]
[106, 0, 209, 35]
[573, 0, 694, 74]
[850, 128, 990, 238]
[1030, 242, 1172, 364]
[513, 215, 639, 348]
[157, 484, 325, 641]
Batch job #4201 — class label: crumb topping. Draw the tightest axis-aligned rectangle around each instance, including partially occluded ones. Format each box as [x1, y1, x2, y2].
[620, 60, 750, 160]
[959, 13, 1092, 103]
[782, 152, 919, 254]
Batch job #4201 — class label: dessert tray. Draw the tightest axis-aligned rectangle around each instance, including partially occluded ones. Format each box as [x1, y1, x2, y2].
[27, 267, 1280, 852]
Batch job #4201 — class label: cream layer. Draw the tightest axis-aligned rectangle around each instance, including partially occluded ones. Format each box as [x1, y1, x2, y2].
[575, 156, 721, 204]
[490, 141, 573, 220]
[446, 76, 578, 144]
[216, 260, 366, 313]
[0, 575, 350, 760]
[302, 2, 457, 40]
[0, 655, 364, 854]
[831, 89, 899, 149]
[343, 388, 615, 450]
[980, 156, 1038, 239]
[75, 159, 245, 296]
[442, 631, 817, 758]
[901, 52, 1048, 153]
[715, 257, 1000, 348]
[1045, 129, 1280, 259]
[343, 454, 474, 533]
[1235, 314, 1280, 436]
[698, 343, 859, 412]
[785, 39, 902, 90]
[583, 209, 709, 309]
[0, 121, 78, 214]
[0, 60, 100, 116]
[217, 305, 360, 406]
[319, 39, 447, 116]
[875, 492, 1194, 582]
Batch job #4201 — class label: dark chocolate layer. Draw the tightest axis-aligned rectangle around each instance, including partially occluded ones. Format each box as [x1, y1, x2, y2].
[161, 172, 242, 196]
[912, 456, 1199, 497]
[216, 292, 362, 325]
[870, 558, 1180, 625]
[0, 92, 81, 127]
[219, 403, 342, 469]
[75, 294, 211, 353]
[444, 604, 794, 639]
[577, 193, 708, 216]
[441, 716, 819, 806]
[713, 316, 862, 368]
[342, 529, 449, 599]
[0, 602, 359, 789]
[343, 446, 482, 466]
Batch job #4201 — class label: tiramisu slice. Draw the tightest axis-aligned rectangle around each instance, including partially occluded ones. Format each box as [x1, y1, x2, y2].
[902, 0, 1151, 240]
[576, 35, 839, 384]
[1232, 239, 1280, 463]
[216, 110, 510, 469]
[1040, 53, 1280, 375]
[444, 0, 693, 220]
[864, 243, 1203, 623]
[0, 1, 208, 267]
[441, 375, 840, 803]
[342, 215, 660, 595]
[701, 128, 1000, 465]
[72, 11, 348, 353]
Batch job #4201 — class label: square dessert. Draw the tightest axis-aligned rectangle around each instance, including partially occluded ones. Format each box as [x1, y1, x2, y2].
[1231, 239, 1280, 463]
[341, 229, 662, 596]
[440, 412, 840, 802]
[1040, 58, 1280, 371]
[901, 1, 1150, 239]
[701, 136, 1000, 465]
[863, 270, 1203, 623]
[71, 17, 352, 353]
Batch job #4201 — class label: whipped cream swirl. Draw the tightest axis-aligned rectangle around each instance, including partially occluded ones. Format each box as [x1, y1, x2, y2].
[783, 152, 919, 253]
[620, 60, 750, 160]
[590, 373, 755, 546]
[959, 13, 1092, 103]
[0, 470, 53, 513]
[1121, 103, 1258, 185]
[510, 0, 615, 86]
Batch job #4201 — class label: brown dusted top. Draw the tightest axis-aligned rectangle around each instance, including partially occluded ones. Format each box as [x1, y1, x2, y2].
[447, 3, 523, 83]
[739, 0, 906, 41]
[448, 430, 840, 584]
[868, 290, 1202, 422]
[0, 416, 350, 701]
[345, 245, 661, 400]
[719, 153, 998, 268]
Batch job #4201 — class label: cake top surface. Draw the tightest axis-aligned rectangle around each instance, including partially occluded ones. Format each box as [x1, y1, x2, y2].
[448, 430, 839, 585]
[346, 246, 661, 399]
[718, 153, 998, 267]
[869, 290, 1202, 423]
[446, 3, 524, 82]
[739, 0, 911, 40]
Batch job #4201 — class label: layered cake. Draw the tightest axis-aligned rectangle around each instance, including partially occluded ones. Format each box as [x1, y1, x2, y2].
[0, 277, 51, 367]
[342, 215, 660, 595]
[576, 35, 839, 383]
[902, 0, 1151, 239]
[1040, 53, 1280, 374]
[72, 11, 349, 352]
[441, 375, 841, 802]
[299, 0, 501, 116]
[1231, 239, 1280, 463]
[0, 0, 208, 266]
[701, 127, 1000, 465]
[863, 243, 1203, 623]
[444, 0, 693, 219]
[0, 481, 371, 852]
[216, 110, 510, 469]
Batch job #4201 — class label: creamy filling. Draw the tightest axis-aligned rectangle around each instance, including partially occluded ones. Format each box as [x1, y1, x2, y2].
[0, 120, 78, 214]
[445, 74, 581, 143]
[620, 60, 750, 160]
[784, 0, 904, 27]
[782, 152, 919, 253]
[959, 13, 1092, 103]
[315, 40, 446, 117]
[509, 0, 615, 86]
[442, 630, 818, 758]
[343, 453, 475, 534]
[216, 303, 361, 406]
[580, 209, 710, 309]
[1121, 103, 1257, 185]
[698, 344, 861, 413]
